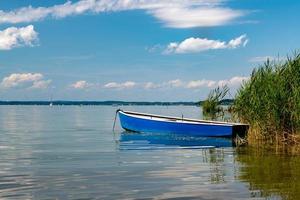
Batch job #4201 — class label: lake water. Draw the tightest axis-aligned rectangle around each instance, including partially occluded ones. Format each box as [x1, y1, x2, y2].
[0, 105, 299, 200]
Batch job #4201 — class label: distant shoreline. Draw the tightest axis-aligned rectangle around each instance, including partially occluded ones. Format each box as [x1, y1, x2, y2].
[0, 99, 233, 106]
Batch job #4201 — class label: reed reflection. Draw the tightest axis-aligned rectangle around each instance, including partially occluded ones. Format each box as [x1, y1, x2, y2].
[117, 132, 240, 199]
[236, 147, 300, 200]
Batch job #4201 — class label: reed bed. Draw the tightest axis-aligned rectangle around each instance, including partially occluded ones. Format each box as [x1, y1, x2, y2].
[232, 53, 300, 145]
[202, 86, 229, 120]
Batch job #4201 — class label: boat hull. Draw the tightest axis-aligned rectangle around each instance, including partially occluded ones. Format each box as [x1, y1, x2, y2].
[118, 111, 238, 137]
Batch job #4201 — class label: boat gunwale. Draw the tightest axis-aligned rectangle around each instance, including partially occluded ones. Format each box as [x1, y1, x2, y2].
[118, 110, 247, 127]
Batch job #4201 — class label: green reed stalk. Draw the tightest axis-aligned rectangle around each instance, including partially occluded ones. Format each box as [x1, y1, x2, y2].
[202, 86, 229, 120]
[232, 53, 300, 144]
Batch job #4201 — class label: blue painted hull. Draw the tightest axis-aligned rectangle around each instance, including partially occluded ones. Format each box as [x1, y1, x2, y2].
[118, 110, 237, 137]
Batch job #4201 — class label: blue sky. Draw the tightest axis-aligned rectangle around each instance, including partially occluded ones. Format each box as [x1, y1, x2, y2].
[0, 0, 299, 101]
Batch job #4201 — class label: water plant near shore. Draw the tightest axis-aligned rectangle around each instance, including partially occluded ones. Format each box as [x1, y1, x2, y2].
[233, 53, 300, 144]
[202, 86, 229, 120]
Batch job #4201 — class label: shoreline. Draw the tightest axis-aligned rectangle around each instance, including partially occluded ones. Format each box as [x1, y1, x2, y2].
[0, 99, 234, 106]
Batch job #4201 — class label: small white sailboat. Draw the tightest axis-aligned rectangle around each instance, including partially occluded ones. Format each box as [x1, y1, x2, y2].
[49, 95, 53, 107]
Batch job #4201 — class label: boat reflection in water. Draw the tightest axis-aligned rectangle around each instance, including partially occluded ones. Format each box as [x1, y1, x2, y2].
[118, 131, 233, 150]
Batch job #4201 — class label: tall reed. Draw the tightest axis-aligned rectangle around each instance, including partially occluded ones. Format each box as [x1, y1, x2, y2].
[202, 86, 229, 120]
[233, 53, 300, 144]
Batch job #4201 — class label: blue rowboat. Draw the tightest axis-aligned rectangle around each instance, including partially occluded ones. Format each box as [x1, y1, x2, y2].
[117, 109, 248, 138]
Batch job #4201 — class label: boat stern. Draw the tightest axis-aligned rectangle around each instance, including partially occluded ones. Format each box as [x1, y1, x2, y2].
[232, 124, 249, 138]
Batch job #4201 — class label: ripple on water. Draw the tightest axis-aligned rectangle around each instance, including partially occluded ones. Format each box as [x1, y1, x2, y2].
[0, 106, 300, 200]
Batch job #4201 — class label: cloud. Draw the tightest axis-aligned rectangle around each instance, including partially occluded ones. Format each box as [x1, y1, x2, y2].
[144, 79, 184, 89]
[104, 81, 136, 89]
[249, 56, 284, 63]
[81, 78, 247, 91]
[227, 34, 249, 48]
[70, 80, 93, 89]
[217, 76, 249, 87]
[143, 76, 249, 90]
[0, 73, 51, 89]
[185, 76, 249, 89]
[144, 82, 160, 89]
[186, 80, 216, 89]
[0, 0, 246, 28]
[31, 80, 52, 89]
[167, 79, 184, 87]
[186, 76, 249, 89]
[150, 5, 244, 28]
[0, 25, 38, 50]
[165, 34, 248, 54]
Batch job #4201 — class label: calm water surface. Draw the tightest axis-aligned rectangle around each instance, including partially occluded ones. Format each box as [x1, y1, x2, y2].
[0, 106, 299, 200]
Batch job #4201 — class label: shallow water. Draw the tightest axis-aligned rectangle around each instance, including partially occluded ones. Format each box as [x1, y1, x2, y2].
[0, 105, 299, 200]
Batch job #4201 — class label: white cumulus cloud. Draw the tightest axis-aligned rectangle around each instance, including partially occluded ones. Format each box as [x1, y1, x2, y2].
[167, 79, 184, 87]
[0, 0, 246, 28]
[186, 80, 216, 89]
[143, 79, 184, 89]
[217, 76, 249, 87]
[0, 73, 51, 89]
[141, 76, 249, 90]
[0, 25, 38, 50]
[104, 81, 136, 89]
[165, 34, 248, 54]
[185, 76, 249, 89]
[70, 80, 93, 89]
